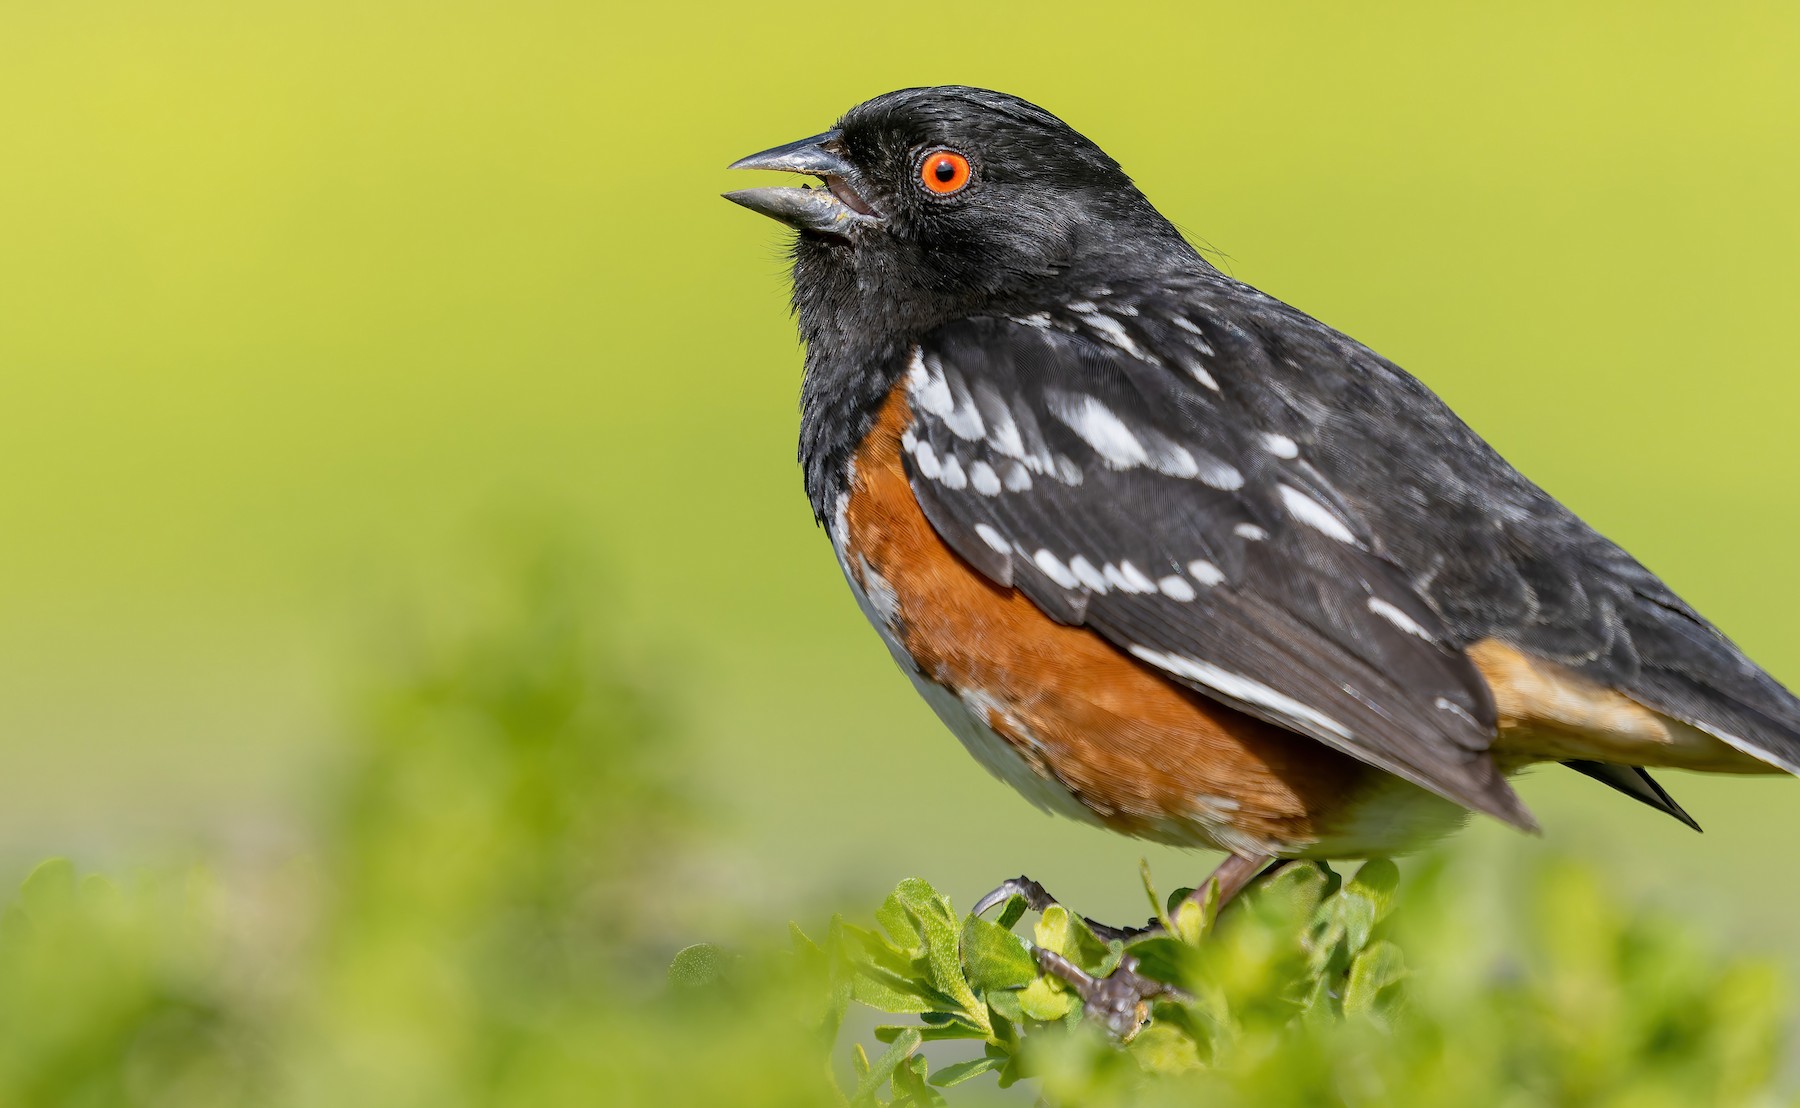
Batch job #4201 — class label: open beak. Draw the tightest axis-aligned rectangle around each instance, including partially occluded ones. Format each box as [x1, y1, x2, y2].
[724, 130, 882, 235]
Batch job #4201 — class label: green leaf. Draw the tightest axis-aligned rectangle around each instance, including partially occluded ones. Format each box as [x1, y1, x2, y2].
[890, 1054, 946, 1107]
[1034, 905, 1116, 976]
[1256, 860, 1333, 922]
[851, 1027, 921, 1106]
[844, 920, 924, 979]
[1316, 862, 1390, 958]
[1343, 939, 1407, 1019]
[876, 887, 925, 953]
[875, 1021, 989, 1043]
[851, 964, 944, 1015]
[1017, 975, 1077, 1022]
[994, 893, 1028, 931]
[961, 915, 1037, 993]
[985, 986, 1024, 1024]
[1141, 858, 1177, 936]
[1124, 936, 1205, 989]
[1171, 895, 1210, 946]
[1348, 859, 1400, 925]
[929, 1056, 1004, 1087]
[892, 878, 981, 1016]
[666, 943, 727, 989]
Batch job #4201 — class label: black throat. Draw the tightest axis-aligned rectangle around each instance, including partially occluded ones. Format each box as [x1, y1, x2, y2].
[793, 235, 957, 525]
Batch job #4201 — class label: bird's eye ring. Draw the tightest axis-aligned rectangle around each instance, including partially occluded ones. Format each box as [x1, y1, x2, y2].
[919, 150, 972, 196]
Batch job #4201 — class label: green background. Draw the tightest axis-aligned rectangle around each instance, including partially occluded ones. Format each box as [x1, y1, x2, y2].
[3, 1, 1799, 957]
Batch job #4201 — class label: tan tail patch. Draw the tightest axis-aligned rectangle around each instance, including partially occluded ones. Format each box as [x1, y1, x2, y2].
[1469, 638, 1777, 773]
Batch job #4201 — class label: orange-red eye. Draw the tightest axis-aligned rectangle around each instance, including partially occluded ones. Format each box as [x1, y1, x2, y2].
[920, 150, 971, 195]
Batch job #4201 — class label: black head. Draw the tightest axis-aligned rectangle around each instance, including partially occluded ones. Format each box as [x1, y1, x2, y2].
[727, 87, 1199, 344]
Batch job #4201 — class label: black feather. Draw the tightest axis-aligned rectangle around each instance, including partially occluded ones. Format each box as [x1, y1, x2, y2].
[1563, 761, 1702, 832]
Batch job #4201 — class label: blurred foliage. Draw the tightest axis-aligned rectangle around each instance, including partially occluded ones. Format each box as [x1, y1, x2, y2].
[0, 556, 1783, 1105]
[731, 858, 1790, 1106]
[0, 560, 830, 1107]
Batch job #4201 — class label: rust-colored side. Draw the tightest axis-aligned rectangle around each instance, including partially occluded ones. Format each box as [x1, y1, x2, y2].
[840, 385, 1383, 849]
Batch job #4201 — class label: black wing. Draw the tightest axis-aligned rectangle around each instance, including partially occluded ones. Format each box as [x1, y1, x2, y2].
[1136, 272, 1800, 779]
[901, 314, 1536, 829]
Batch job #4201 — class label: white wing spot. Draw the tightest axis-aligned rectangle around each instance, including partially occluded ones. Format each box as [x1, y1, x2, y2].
[1077, 311, 1147, 359]
[1368, 597, 1433, 639]
[1146, 438, 1199, 478]
[1158, 575, 1197, 601]
[1002, 461, 1033, 492]
[984, 399, 1026, 460]
[1033, 549, 1079, 589]
[1184, 360, 1221, 391]
[913, 439, 941, 480]
[1069, 555, 1108, 592]
[1187, 559, 1225, 586]
[1193, 454, 1245, 491]
[1047, 392, 1149, 468]
[974, 523, 1010, 555]
[1277, 484, 1358, 544]
[1103, 562, 1154, 594]
[1015, 312, 1053, 329]
[1118, 560, 1156, 593]
[1262, 433, 1299, 459]
[938, 453, 967, 490]
[969, 460, 1001, 496]
[940, 374, 985, 441]
[1129, 646, 1352, 740]
[1170, 315, 1218, 355]
[910, 351, 955, 419]
[1234, 523, 1269, 541]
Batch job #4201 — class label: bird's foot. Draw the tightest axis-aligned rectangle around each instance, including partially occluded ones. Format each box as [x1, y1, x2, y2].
[970, 856, 1287, 1038]
[970, 875, 1160, 944]
[970, 874, 1171, 1039]
[1032, 946, 1176, 1039]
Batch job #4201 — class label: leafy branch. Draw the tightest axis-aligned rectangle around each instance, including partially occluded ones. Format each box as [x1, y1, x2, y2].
[681, 855, 1790, 1106]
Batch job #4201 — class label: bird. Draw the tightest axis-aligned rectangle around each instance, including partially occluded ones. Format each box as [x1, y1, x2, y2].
[723, 86, 1799, 945]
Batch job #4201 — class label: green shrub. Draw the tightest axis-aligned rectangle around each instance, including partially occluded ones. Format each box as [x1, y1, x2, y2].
[767, 857, 1788, 1106]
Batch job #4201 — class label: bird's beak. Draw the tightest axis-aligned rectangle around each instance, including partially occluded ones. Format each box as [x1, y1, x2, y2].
[724, 130, 882, 235]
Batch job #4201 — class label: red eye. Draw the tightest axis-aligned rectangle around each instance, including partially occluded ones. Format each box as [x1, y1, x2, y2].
[920, 150, 971, 195]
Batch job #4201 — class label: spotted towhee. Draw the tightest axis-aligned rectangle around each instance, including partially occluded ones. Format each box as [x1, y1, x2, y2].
[726, 87, 1798, 916]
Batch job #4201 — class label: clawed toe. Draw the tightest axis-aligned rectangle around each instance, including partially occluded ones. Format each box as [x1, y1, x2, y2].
[971, 874, 1159, 942]
[971, 875, 1057, 919]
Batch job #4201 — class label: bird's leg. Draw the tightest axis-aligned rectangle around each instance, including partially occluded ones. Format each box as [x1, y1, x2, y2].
[1173, 853, 1289, 921]
[970, 854, 1285, 1037]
